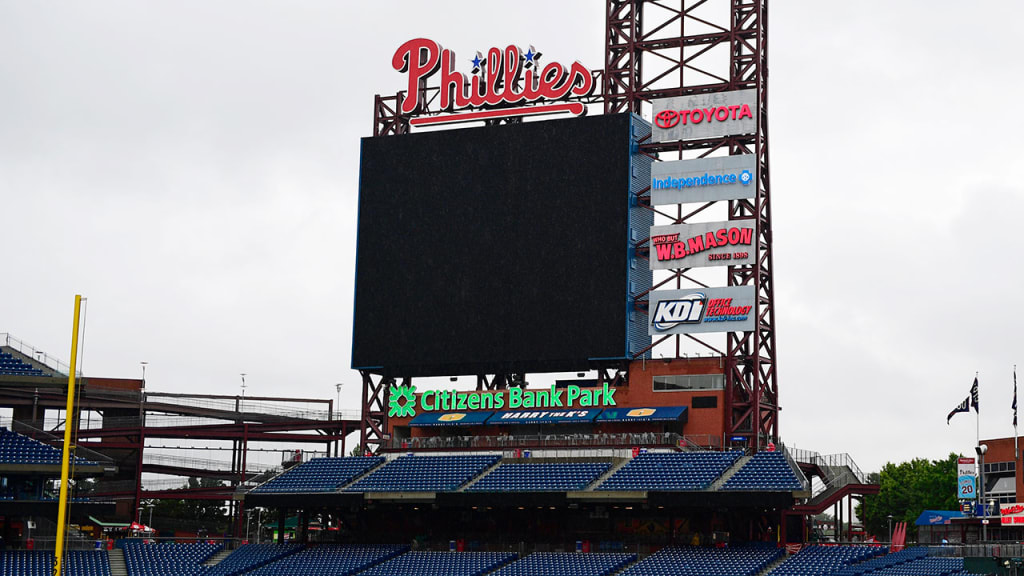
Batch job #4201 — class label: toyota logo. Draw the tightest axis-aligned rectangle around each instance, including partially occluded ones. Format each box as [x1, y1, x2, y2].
[654, 109, 679, 129]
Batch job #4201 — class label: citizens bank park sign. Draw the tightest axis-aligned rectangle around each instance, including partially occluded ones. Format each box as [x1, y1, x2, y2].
[649, 220, 756, 270]
[392, 38, 596, 127]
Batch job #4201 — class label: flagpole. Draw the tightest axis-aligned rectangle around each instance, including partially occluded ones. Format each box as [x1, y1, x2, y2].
[976, 371, 980, 448]
[1007, 366, 1015, 461]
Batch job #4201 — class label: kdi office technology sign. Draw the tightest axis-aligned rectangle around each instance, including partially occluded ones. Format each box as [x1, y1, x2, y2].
[648, 286, 755, 336]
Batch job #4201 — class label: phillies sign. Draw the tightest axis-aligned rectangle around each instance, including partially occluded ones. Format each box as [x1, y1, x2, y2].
[392, 38, 595, 127]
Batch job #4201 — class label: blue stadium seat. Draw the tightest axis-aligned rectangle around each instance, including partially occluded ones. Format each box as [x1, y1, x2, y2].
[619, 543, 783, 576]
[722, 451, 804, 491]
[596, 451, 742, 491]
[358, 550, 516, 576]
[344, 454, 500, 493]
[246, 543, 407, 576]
[468, 462, 611, 492]
[0, 550, 111, 576]
[121, 540, 221, 576]
[251, 457, 384, 494]
[491, 551, 636, 576]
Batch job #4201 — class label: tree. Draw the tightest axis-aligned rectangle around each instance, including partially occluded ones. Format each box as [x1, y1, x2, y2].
[859, 453, 960, 540]
[150, 477, 229, 533]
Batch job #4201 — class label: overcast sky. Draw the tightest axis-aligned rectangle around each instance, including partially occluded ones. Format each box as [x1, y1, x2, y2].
[1, 1, 1021, 474]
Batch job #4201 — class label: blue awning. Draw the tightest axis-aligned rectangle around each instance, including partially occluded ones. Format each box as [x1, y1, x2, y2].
[488, 409, 600, 425]
[596, 406, 688, 422]
[409, 411, 493, 427]
[915, 510, 964, 526]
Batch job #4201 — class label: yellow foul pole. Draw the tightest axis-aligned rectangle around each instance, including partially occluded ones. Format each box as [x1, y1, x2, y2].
[54, 295, 82, 576]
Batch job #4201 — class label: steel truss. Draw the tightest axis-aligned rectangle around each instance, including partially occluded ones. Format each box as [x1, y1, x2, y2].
[606, 0, 778, 449]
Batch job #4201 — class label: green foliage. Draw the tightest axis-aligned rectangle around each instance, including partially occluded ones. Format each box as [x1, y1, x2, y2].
[149, 477, 229, 533]
[860, 453, 960, 540]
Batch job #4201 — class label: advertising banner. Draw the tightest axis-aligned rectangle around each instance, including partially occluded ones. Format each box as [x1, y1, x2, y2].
[651, 89, 757, 142]
[648, 286, 756, 336]
[649, 220, 756, 270]
[957, 457, 977, 500]
[1000, 503, 1024, 525]
[650, 154, 757, 206]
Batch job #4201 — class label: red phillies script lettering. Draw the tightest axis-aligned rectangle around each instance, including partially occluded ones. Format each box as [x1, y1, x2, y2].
[655, 104, 754, 129]
[393, 38, 594, 115]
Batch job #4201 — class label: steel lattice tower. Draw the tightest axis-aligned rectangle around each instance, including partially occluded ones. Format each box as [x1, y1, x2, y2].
[605, 0, 778, 448]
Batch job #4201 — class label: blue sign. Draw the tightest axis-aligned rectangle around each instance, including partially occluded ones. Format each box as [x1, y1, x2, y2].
[957, 475, 976, 500]
[408, 411, 493, 427]
[488, 409, 600, 425]
[596, 406, 688, 422]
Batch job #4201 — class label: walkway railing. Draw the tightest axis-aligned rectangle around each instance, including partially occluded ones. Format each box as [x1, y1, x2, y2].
[0, 332, 78, 377]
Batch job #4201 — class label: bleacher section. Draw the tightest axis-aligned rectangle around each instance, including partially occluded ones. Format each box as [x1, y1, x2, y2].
[122, 541, 222, 576]
[205, 542, 303, 576]
[344, 454, 500, 493]
[245, 544, 407, 576]
[597, 452, 742, 491]
[0, 545, 986, 576]
[491, 551, 636, 576]
[0, 350, 45, 377]
[832, 547, 929, 576]
[768, 545, 885, 576]
[251, 457, 383, 494]
[357, 551, 516, 576]
[0, 427, 95, 467]
[467, 462, 611, 492]
[620, 544, 784, 576]
[722, 451, 804, 491]
[0, 550, 110, 576]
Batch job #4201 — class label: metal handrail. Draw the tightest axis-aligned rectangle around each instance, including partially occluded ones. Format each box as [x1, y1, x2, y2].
[1, 418, 115, 465]
[0, 332, 79, 377]
[386, 432, 723, 452]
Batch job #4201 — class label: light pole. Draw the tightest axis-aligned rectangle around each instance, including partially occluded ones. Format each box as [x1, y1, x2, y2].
[977, 444, 988, 541]
[887, 514, 893, 544]
[147, 503, 154, 529]
[256, 508, 263, 544]
[335, 383, 344, 417]
[140, 361, 148, 382]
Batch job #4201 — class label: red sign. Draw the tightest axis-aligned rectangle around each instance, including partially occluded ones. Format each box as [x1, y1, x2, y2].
[1001, 503, 1024, 525]
[654, 104, 753, 129]
[652, 226, 754, 263]
[392, 38, 595, 126]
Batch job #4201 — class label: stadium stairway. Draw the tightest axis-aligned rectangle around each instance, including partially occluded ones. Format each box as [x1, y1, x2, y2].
[710, 455, 751, 490]
[202, 548, 232, 567]
[582, 458, 630, 491]
[757, 552, 791, 576]
[109, 548, 127, 576]
[791, 461, 877, 516]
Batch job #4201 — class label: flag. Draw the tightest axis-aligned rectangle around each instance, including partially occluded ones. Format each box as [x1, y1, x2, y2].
[970, 377, 979, 412]
[947, 396, 969, 424]
[1014, 367, 1018, 428]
